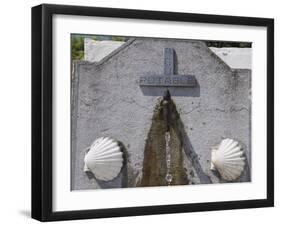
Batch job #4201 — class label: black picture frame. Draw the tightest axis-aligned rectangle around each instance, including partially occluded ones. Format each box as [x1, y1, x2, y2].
[32, 3, 274, 222]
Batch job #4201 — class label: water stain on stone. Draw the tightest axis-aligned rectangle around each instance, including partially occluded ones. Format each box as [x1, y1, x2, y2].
[140, 97, 189, 187]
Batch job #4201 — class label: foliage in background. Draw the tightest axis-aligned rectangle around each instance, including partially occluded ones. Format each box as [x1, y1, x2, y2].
[71, 35, 128, 60]
[71, 36, 84, 60]
[71, 35, 251, 60]
[91, 35, 128, 42]
[205, 41, 251, 48]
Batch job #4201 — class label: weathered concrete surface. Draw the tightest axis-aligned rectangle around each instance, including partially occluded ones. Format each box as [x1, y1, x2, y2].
[210, 47, 252, 69]
[84, 38, 125, 62]
[72, 38, 251, 190]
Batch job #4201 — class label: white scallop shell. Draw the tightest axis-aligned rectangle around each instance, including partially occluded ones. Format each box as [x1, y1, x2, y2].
[211, 138, 245, 181]
[84, 137, 123, 181]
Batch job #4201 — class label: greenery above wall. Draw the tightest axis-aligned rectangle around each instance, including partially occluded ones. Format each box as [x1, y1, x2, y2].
[71, 36, 84, 60]
[205, 41, 251, 48]
[71, 35, 251, 60]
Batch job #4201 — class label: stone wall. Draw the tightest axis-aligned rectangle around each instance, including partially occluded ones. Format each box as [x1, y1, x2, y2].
[71, 38, 251, 190]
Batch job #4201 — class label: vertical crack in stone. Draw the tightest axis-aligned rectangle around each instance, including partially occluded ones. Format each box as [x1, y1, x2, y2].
[140, 97, 189, 187]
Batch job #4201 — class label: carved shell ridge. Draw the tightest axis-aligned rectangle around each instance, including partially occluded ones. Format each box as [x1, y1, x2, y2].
[84, 137, 123, 181]
[211, 138, 245, 181]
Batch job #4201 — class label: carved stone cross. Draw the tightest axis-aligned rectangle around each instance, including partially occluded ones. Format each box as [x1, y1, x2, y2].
[139, 48, 196, 87]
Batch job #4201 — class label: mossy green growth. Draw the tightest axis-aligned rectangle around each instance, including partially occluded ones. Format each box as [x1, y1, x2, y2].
[140, 98, 188, 187]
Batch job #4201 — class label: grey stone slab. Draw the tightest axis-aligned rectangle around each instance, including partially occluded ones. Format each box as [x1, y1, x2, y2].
[84, 38, 125, 62]
[209, 47, 252, 69]
[72, 38, 251, 190]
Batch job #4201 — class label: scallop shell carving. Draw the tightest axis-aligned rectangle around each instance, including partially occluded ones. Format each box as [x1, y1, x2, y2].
[84, 137, 123, 181]
[211, 138, 245, 181]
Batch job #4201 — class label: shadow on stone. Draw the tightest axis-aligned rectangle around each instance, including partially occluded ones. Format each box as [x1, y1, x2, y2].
[175, 118, 212, 184]
[243, 155, 251, 181]
[140, 84, 200, 97]
[119, 142, 129, 188]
